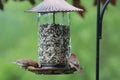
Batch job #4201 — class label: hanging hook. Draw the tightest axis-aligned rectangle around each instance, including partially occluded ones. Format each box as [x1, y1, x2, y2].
[99, 0, 110, 39]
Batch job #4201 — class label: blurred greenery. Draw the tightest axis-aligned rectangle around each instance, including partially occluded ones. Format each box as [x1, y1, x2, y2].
[0, 0, 120, 80]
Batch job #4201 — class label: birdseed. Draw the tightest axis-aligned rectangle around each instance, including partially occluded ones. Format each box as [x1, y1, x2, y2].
[38, 24, 70, 65]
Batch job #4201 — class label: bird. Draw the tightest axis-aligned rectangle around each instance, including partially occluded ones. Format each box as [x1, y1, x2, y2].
[12, 58, 39, 69]
[73, 0, 86, 17]
[68, 53, 82, 74]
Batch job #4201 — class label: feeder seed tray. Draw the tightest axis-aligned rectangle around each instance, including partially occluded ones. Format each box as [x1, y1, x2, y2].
[28, 67, 76, 74]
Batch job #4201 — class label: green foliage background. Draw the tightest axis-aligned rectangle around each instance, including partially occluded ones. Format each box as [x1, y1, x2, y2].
[0, 0, 120, 80]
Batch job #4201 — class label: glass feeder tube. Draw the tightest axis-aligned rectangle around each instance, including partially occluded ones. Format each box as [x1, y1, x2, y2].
[38, 12, 70, 67]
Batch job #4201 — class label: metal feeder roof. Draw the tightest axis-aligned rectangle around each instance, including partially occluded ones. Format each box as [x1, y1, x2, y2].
[26, 0, 83, 13]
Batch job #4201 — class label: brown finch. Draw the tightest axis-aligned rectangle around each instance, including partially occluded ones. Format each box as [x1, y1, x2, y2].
[12, 58, 39, 69]
[68, 53, 82, 74]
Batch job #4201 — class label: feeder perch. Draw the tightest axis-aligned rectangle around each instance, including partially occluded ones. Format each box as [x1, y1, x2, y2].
[26, 0, 83, 74]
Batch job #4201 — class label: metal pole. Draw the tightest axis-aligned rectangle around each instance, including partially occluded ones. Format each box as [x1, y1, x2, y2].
[96, 0, 100, 80]
[53, 12, 55, 24]
[99, 0, 110, 39]
[96, 0, 110, 80]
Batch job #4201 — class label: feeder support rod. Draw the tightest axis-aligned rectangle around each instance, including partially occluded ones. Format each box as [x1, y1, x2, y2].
[96, 0, 110, 80]
[99, 0, 110, 39]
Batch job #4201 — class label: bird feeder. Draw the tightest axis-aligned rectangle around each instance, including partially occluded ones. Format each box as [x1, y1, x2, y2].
[26, 0, 83, 74]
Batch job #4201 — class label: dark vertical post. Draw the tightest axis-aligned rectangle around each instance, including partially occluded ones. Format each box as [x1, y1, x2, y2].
[96, 0, 100, 80]
[96, 0, 110, 80]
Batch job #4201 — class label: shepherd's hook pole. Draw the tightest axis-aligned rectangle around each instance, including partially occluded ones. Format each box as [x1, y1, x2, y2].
[96, 0, 110, 80]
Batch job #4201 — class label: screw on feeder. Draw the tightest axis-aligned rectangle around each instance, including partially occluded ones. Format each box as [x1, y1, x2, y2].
[25, 0, 83, 74]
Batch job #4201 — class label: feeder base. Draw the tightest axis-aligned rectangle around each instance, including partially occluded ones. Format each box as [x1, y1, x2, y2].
[27, 67, 76, 74]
